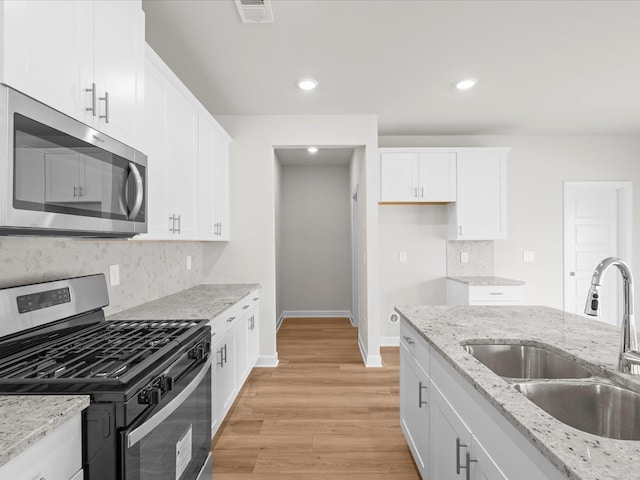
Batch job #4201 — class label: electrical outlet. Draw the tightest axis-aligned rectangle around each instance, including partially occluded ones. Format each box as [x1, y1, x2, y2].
[523, 251, 535, 262]
[399, 251, 407, 263]
[460, 252, 469, 263]
[186, 255, 192, 270]
[109, 264, 120, 286]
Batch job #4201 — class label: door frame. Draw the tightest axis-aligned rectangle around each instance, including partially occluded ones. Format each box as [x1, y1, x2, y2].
[563, 181, 633, 317]
[351, 184, 359, 327]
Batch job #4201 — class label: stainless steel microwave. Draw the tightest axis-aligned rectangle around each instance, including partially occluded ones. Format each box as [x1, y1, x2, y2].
[0, 85, 147, 237]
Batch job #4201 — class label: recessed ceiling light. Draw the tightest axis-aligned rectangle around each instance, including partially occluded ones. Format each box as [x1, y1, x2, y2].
[455, 78, 478, 90]
[307, 147, 318, 154]
[297, 78, 318, 91]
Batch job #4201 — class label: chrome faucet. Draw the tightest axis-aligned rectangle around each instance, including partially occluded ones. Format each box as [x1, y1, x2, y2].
[584, 257, 640, 374]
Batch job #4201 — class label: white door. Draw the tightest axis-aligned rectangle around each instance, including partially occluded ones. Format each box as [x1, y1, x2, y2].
[564, 182, 632, 326]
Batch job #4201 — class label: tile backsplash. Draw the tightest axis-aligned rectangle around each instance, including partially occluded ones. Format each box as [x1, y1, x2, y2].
[0, 237, 204, 316]
[447, 240, 494, 276]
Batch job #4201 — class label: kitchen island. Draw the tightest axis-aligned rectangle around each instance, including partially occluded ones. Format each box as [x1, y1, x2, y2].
[396, 304, 640, 480]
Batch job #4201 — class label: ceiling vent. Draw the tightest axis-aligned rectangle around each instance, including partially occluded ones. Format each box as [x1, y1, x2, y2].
[235, 0, 274, 24]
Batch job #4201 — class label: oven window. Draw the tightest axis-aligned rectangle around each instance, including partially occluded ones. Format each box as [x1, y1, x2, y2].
[13, 113, 145, 221]
[123, 365, 211, 480]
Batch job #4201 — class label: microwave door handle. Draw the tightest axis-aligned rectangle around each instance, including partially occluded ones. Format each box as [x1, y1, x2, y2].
[125, 357, 211, 448]
[127, 162, 144, 220]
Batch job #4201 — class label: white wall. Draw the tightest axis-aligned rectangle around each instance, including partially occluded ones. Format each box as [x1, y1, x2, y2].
[378, 205, 448, 342]
[274, 153, 283, 324]
[378, 135, 640, 339]
[204, 115, 380, 367]
[280, 164, 351, 313]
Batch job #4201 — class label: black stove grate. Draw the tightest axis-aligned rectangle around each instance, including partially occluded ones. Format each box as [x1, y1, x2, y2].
[0, 319, 203, 384]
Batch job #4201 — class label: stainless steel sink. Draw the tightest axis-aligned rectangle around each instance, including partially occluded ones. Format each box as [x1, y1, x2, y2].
[514, 381, 640, 440]
[463, 343, 592, 379]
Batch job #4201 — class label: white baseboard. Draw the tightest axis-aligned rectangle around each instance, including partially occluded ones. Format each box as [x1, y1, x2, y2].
[255, 355, 279, 367]
[380, 336, 400, 347]
[358, 337, 383, 368]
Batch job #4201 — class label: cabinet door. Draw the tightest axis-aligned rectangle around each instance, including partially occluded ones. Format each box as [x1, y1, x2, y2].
[198, 113, 230, 241]
[212, 128, 231, 240]
[450, 151, 506, 240]
[213, 330, 236, 423]
[247, 300, 260, 368]
[380, 153, 419, 202]
[92, 0, 144, 151]
[1, 0, 92, 121]
[137, 57, 169, 239]
[400, 342, 429, 478]
[429, 379, 473, 480]
[166, 83, 199, 239]
[418, 153, 456, 202]
[235, 312, 249, 384]
[472, 435, 508, 480]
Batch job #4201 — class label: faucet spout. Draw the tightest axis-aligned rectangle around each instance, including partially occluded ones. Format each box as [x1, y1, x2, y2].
[584, 257, 638, 374]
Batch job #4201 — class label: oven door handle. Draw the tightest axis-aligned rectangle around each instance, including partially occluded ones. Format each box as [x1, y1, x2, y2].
[125, 357, 211, 448]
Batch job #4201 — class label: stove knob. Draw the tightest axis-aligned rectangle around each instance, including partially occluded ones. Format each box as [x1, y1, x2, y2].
[162, 376, 174, 393]
[139, 387, 162, 405]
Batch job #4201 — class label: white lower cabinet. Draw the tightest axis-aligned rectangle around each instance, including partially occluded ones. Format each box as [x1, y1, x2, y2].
[400, 318, 565, 480]
[210, 289, 261, 437]
[0, 414, 82, 480]
[447, 280, 524, 306]
[400, 342, 429, 478]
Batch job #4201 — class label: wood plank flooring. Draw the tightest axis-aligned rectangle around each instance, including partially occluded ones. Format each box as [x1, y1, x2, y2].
[211, 317, 420, 479]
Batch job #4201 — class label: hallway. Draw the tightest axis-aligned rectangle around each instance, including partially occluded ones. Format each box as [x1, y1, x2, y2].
[212, 317, 420, 479]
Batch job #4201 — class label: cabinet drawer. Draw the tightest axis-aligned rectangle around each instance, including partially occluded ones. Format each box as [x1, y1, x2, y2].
[468, 286, 522, 303]
[400, 319, 430, 372]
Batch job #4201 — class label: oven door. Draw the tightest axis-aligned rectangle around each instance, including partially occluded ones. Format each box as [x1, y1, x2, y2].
[121, 357, 212, 480]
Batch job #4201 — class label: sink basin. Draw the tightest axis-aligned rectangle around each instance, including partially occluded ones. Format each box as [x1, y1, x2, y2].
[463, 343, 592, 379]
[514, 381, 640, 440]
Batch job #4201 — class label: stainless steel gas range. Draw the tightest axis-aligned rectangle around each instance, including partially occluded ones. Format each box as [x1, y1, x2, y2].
[0, 274, 212, 480]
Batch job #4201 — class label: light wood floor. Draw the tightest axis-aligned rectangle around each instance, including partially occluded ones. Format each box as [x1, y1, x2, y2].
[211, 317, 421, 479]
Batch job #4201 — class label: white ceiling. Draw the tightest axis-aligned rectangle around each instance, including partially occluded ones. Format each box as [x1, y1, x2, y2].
[143, 0, 640, 136]
[275, 147, 354, 166]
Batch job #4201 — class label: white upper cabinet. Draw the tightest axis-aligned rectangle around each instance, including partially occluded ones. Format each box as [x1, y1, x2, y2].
[380, 149, 456, 202]
[198, 111, 231, 241]
[0, 0, 145, 151]
[447, 149, 508, 240]
[139, 45, 232, 242]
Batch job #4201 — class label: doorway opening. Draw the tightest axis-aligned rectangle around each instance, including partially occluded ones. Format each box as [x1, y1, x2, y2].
[274, 146, 363, 332]
[563, 181, 632, 326]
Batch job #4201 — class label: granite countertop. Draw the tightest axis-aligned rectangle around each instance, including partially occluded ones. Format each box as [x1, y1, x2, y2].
[0, 395, 89, 467]
[108, 283, 261, 321]
[395, 304, 640, 480]
[447, 275, 525, 286]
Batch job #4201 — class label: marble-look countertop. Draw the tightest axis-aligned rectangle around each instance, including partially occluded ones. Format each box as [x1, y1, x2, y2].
[0, 395, 89, 467]
[395, 305, 640, 480]
[108, 283, 261, 321]
[447, 275, 525, 286]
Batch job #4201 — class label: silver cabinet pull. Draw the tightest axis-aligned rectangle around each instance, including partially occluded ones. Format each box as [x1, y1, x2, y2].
[402, 335, 415, 345]
[73, 186, 79, 197]
[79, 186, 85, 197]
[570, 271, 576, 276]
[489, 292, 504, 296]
[217, 349, 224, 367]
[169, 215, 176, 233]
[459, 225, 463, 236]
[226, 316, 236, 323]
[242, 305, 250, 310]
[418, 381, 427, 408]
[86, 83, 97, 116]
[223, 344, 228, 364]
[456, 438, 476, 477]
[99, 91, 110, 123]
[420, 186, 424, 198]
[414, 187, 418, 198]
[176, 215, 181, 234]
